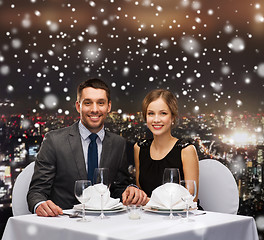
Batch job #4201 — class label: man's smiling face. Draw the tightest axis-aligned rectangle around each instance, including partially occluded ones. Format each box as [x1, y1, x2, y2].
[76, 87, 111, 133]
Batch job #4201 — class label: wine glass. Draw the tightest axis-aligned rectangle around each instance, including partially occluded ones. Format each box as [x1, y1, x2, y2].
[162, 168, 181, 219]
[93, 168, 110, 219]
[74, 180, 92, 222]
[180, 180, 197, 222]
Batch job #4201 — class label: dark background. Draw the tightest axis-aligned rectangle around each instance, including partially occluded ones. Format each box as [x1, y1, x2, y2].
[0, 0, 264, 115]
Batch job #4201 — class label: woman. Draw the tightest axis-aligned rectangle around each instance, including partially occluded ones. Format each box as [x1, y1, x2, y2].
[134, 89, 199, 203]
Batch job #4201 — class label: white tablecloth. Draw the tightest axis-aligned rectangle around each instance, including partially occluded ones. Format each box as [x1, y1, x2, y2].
[2, 210, 259, 240]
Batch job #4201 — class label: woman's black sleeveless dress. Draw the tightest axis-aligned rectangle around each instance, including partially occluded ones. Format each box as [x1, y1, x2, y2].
[138, 139, 191, 197]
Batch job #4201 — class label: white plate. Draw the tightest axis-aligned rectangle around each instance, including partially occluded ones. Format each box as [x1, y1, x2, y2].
[73, 203, 126, 213]
[84, 206, 127, 214]
[143, 206, 197, 214]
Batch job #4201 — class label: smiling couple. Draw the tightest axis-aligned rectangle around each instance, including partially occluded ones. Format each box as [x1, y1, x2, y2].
[27, 78, 199, 217]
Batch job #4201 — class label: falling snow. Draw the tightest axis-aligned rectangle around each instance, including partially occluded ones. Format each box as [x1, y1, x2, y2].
[257, 63, 264, 78]
[0, 0, 263, 115]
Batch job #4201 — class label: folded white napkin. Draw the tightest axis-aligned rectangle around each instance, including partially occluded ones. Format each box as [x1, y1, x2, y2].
[146, 183, 197, 210]
[74, 183, 121, 210]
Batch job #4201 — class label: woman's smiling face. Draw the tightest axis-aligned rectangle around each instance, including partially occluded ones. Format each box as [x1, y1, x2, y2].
[146, 97, 174, 136]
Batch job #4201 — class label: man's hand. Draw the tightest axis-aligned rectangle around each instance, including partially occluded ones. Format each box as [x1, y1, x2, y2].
[122, 187, 149, 206]
[36, 200, 63, 217]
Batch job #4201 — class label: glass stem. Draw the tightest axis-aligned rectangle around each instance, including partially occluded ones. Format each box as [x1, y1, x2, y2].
[169, 194, 173, 219]
[186, 203, 189, 220]
[82, 203, 85, 220]
[100, 194, 104, 218]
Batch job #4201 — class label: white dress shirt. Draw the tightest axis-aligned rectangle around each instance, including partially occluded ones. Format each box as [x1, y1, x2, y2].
[78, 121, 105, 169]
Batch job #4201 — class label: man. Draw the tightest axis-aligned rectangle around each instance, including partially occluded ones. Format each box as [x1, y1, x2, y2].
[27, 78, 147, 217]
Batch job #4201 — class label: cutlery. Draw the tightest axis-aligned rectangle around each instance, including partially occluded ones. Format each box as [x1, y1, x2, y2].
[194, 211, 206, 216]
[62, 212, 82, 218]
[178, 211, 206, 218]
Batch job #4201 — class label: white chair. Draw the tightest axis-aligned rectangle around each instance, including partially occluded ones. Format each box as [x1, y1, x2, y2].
[12, 161, 35, 216]
[198, 159, 239, 214]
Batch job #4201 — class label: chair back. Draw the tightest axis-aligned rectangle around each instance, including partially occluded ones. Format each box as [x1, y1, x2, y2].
[198, 159, 239, 214]
[12, 161, 35, 216]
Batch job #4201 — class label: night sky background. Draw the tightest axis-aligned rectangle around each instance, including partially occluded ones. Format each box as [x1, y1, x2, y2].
[0, 0, 264, 116]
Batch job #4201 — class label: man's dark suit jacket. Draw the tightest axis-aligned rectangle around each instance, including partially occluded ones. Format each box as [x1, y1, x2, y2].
[27, 121, 130, 213]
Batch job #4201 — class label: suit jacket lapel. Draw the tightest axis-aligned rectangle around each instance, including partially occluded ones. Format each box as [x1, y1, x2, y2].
[68, 121, 87, 179]
[100, 131, 112, 168]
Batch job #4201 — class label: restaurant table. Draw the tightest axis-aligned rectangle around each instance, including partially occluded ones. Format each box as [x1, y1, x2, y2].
[2, 209, 259, 240]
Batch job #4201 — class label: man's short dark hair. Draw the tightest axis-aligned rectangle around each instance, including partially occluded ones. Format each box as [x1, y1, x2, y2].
[77, 78, 111, 102]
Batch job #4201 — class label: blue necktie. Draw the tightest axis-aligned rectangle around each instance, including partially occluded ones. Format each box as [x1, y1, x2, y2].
[87, 133, 98, 183]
